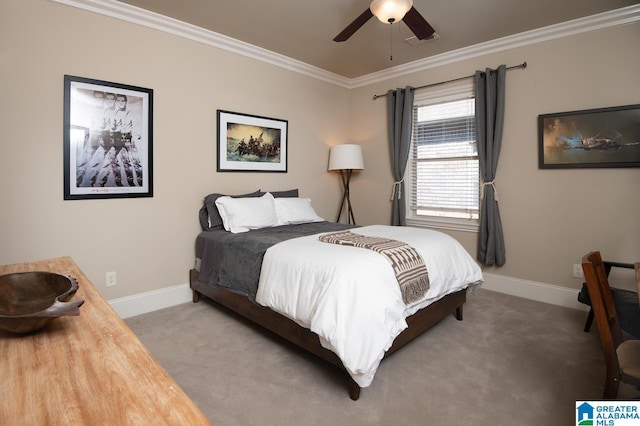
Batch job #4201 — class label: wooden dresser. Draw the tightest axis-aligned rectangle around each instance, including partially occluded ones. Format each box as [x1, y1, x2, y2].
[0, 257, 210, 425]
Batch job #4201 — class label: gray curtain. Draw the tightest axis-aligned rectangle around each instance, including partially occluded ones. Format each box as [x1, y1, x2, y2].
[387, 86, 415, 226]
[475, 65, 506, 266]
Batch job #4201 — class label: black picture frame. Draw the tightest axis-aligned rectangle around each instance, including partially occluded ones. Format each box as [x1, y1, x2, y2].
[63, 75, 153, 199]
[217, 110, 288, 172]
[538, 104, 640, 169]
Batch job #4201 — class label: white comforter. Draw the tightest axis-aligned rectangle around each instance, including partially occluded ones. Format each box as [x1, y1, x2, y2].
[255, 225, 483, 387]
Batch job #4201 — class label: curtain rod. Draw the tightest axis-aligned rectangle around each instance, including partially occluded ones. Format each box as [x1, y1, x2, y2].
[372, 61, 527, 100]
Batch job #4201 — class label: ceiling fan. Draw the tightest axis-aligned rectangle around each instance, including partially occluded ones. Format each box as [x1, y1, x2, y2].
[334, 0, 435, 42]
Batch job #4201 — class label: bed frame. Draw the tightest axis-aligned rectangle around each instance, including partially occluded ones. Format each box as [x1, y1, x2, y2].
[189, 269, 465, 400]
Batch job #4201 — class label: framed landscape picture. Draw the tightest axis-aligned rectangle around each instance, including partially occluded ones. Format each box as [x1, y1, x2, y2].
[217, 110, 288, 172]
[538, 104, 640, 169]
[63, 75, 153, 199]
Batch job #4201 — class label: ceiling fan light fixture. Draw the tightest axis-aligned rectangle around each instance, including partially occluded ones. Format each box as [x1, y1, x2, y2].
[370, 0, 413, 24]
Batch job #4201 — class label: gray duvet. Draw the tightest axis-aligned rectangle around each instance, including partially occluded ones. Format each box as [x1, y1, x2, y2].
[195, 222, 355, 300]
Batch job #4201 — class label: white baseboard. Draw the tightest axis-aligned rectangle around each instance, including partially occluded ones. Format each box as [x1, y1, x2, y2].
[108, 273, 588, 319]
[108, 283, 193, 319]
[481, 272, 588, 311]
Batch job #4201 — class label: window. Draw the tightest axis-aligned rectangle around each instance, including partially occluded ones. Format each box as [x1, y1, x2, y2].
[406, 84, 479, 232]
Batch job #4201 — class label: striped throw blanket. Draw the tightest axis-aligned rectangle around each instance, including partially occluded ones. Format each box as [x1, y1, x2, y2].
[318, 231, 429, 305]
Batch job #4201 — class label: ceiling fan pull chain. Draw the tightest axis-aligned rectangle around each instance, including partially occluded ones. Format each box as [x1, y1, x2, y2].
[389, 23, 393, 61]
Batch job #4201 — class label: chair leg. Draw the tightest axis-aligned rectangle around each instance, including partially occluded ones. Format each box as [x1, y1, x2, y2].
[584, 308, 594, 332]
[603, 375, 620, 400]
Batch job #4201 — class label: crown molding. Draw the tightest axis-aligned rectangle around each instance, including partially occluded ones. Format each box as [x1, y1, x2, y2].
[50, 1, 639, 90]
[350, 4, 640, 88]
[50, 0, 353, 88]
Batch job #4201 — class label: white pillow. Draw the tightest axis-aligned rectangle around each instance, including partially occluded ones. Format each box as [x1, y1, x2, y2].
[215, 192, 277, 233]
[274, 197, 324, 225]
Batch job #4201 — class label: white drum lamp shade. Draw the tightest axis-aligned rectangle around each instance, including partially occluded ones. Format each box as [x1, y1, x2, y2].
[328, 144, 365, 171]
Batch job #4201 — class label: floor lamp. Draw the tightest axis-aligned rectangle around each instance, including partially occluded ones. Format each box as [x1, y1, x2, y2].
[328, 144, 364, 224]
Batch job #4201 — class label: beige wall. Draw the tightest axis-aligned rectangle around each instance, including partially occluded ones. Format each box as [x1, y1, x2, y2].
[349, 22, 640, 290]
[1, 1, 639, 301]
[0, 0, 350, 298]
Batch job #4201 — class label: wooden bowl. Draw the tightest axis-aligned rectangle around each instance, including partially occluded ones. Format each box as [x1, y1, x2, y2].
[0, 271, 85, 334]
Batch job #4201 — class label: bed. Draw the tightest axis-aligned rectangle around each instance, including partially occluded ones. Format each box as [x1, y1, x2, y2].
[190, 190, 483, 400]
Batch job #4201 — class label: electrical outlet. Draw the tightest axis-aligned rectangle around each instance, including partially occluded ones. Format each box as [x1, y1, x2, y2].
[106, 271, 117, 287]
[573, 264, 584, 279]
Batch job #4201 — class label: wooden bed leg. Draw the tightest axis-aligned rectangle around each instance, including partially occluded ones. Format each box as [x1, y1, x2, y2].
[189, 269, 201, 303]
[348, 377, 361, 401]
[455, 305, 463, 321]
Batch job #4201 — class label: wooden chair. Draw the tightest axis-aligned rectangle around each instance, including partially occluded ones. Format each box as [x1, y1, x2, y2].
[578, 260, 640, 338]
[582, 251, 640, 399]
[635, 263, 640, 304]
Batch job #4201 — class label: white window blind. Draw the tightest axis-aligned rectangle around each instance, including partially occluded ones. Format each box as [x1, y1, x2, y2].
[410, 97, 479, 221]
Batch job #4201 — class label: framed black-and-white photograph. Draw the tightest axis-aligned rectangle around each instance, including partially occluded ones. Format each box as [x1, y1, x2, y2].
[538, 104, 640, 169]
[63, 75, 153, 199]
[217, 110, 288, 172]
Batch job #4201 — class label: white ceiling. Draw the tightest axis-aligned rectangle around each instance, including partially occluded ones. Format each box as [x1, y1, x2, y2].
[116, 0, 638, 79]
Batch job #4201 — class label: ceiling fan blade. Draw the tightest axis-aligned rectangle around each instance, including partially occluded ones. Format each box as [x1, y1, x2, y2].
[333, 8, 374, 42]
[402, 6, 435, 40]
